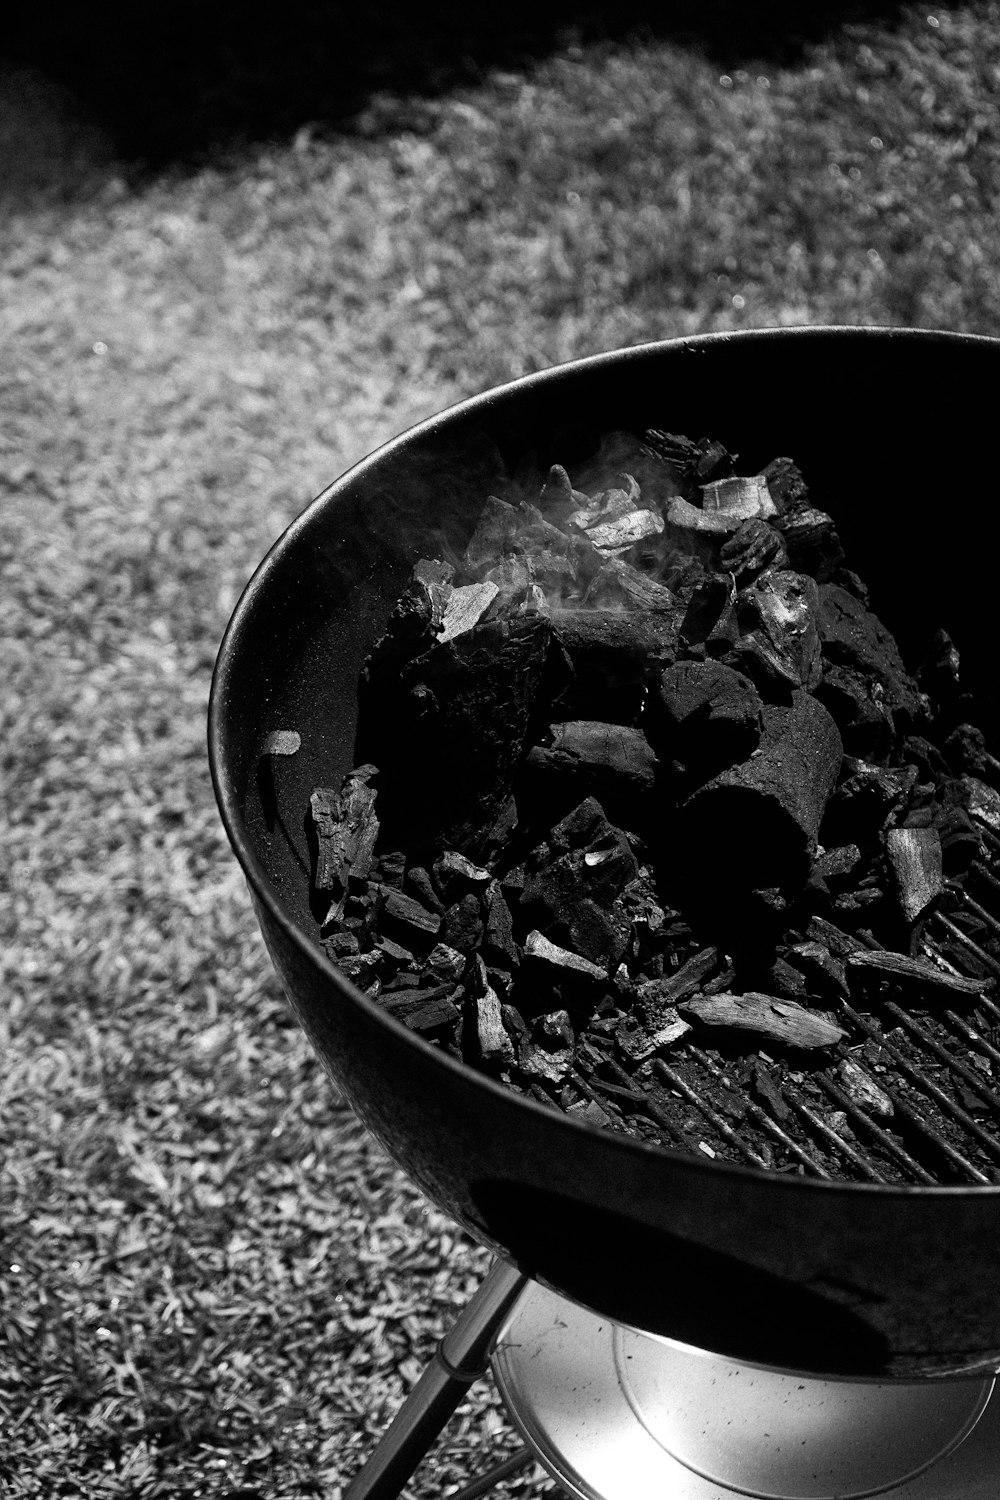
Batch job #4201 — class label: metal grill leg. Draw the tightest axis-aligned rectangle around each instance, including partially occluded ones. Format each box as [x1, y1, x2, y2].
[343, 1258, 528, 1500]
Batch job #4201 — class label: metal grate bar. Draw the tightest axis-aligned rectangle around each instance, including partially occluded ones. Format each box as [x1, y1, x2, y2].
[651, 1059, 773, 1170]
[684, 1045, 832, 1179]
[838, 1000, 993, 1182]
[932, 912, 1000, 980]
[942, 1008, 1000, 1070]
[784, 1095, 887, 1182]
[883, 1001, 1000, 1141]
[954, 886, 1000, 947]
[816, 1071, 935, 1185]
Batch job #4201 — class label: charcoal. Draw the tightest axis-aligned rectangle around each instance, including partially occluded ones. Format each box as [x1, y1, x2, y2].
[520, 1007, 576, 1082]
[465, 955, 515, 1065]
[821, 762, 918, 846]
[433, 849, 492, 904]
[310, 765, 380, 905]
[884, 827, 943, 924]
[642, 429, 735, 497]
[549, 608, 679, 722]
[537, 464, 587, 526]
[835, 1057, 894, 1118]
[845, 948, 993, 1000]
[637, 947, 720, 1015]
[814, 664, 894, 760]
[616, 1009, 690, 1062]
[402, 994, 461, 1034]
[646, 659, 762, 783]
[785, 940, 850, 1001]
[719, 519, 788, 581]
[377, 886, 442, 949]
[406, 866, 445, 915]
[818, 583, 924, 730]
[522, 721, 657, 828]
[374, 935, 417, 966]
[523, 929, 608, 984]
[776, 507, 845, 580]
[815, 844, 863, 889]
[668, 486, 772, 536]
[568, 474, 665, 558]
[676, 690, 843, 897]
[439, 894, 484, 952]
[581, 557, 679, 613]
[758, 456, 809, 512]
[678, 993, 846, 1049]
[945, 722, 990, 778]
[679, 574, 738, 647]
[750, 1060, 792, 1120]
[963, 776, 1000, 834]
[701, 474, 776, 520]
[374, 848, 407, 889]
[482, 880, 519, 969]
[730, 569, 821, 691]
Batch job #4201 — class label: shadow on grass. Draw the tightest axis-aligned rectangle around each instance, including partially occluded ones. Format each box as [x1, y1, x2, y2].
[3, 0, 961, 175]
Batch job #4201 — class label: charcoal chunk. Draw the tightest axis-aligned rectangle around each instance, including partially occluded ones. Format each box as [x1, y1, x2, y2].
[646, 659, 762, 784]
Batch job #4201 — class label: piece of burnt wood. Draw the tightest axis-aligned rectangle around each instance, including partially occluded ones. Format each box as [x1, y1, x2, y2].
[581, 556, 680, 614]
[964, 776, 1000, 834]
[731, 569, 821, 691]
[820, 761, 919, 848]
[884, 827, 943, 924]
[701, 474, 777, 519]
[568, 475, 665, 558]
[523, 929, 608, 983]
[678, 992, 847, 1049]
[433, 849, 492, 904]
[817, 583, 925, 732]
[637, 947, 721, 1015]
[667, 485, 771, 535]
[678, 574, 737, 648]
[521, 721, 657, 830]
[676, 690, 844, 897]
[835, 1057, 894, 1118]
[376, 885, 442, 950]
[402, 994, 461, 1035]
[482, 880, 519, 969]
[550, 607, 680, 722]
[464, 955, 515, 1065]
[785, 939, 850, 1001]
[616, 1008, 691, 1062]
[406, 865, 446, 915]
[641, 430, 735, 498]
[845, 948, 993, 1000]
[520, 1008, 576, 1084]
[719, 519, 788, 582]
[439, 893, 484, 953]
[759, 457, 809, 512]
[537, 464, 590, 527]
[813, 664, 895, 760]
[356, 613, 556, 859]
[775, 506, 845, 580]
[310, 765, 380, 910]
[645, 659, 762, 784]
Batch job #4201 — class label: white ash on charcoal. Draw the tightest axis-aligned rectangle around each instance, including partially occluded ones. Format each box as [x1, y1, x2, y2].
[305, 429, 1000, 1180]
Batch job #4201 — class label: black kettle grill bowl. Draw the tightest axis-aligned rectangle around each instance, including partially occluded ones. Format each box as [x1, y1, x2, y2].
[209, 327, 1000, 1381]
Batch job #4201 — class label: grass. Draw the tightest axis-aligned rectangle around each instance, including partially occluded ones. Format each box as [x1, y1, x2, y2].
[3, 2, 1000, 1493]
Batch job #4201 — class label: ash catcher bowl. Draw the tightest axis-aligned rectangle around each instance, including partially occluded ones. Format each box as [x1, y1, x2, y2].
[209, 330, 1000, 1405]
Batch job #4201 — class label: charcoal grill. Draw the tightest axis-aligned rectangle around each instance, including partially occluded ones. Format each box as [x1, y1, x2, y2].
[209, 328, 1000, 1496]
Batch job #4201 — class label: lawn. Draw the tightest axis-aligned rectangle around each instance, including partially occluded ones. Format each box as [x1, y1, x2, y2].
[3, 3, 1000, 1494]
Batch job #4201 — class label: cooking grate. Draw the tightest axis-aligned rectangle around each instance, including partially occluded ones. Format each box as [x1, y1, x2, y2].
[572, 807, 1000, 1186]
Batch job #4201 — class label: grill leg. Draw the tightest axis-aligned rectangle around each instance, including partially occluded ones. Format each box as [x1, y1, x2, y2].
[343, 1257, 528, 1500]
